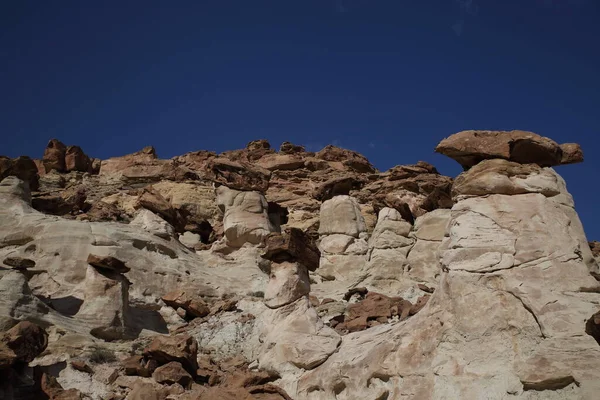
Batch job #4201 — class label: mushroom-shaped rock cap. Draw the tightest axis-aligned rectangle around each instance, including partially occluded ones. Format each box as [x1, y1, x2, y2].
[435, 130, 583, 169]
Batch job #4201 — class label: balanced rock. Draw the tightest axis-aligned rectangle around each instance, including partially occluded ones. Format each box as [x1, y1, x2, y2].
[435, 130, 583, 169]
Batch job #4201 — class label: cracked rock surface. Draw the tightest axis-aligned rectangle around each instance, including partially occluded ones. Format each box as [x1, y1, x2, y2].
[1, 133, 600, 399]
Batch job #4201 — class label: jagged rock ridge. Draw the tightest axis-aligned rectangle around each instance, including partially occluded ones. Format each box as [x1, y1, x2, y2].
[0, 130, 599, 400]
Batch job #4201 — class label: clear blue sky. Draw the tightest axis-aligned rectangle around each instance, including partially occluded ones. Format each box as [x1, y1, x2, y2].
[2, 1, 599, 238]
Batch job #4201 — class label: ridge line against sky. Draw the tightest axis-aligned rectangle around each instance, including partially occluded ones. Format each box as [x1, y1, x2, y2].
[1, 0, 598, 236]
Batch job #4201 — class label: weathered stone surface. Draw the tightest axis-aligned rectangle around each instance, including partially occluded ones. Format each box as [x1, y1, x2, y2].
[208, 157, 271, 193]
[257, 154, 305, 171]
[217, 186, 277, 248]
[318, 195, 366, 237]
[43, 139, 67, 173]
[452, 159, 561, 200]
[312, 176, 363, 202]
[130, 209, 174, 239]
[135, 188, 183, 230]
[436, 130, 584, 168]
[87, 254, 129, 273]
[258, 297, 341, 372]
[261, 228, 320, 271]
[161, 290, 210, 318]
[315, 145, 376, 173]
[143, 334, 199, 375]
[279, 141, 306, 155]
[264, 262, 310, 309]
[122, 355, 157, 377]
[2, 256, 36, 270]
[0, 321, 48, 367]
[152, 361, 193, 388]
[356, 161, 453, 219]
[76, 265, 129, 341]
[65, 145, 92, 173]
[100, 146, 184, 183]
[0, 155, 39, 191]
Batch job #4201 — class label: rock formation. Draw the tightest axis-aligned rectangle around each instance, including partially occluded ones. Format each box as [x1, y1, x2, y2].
[0, 131, 599, 399]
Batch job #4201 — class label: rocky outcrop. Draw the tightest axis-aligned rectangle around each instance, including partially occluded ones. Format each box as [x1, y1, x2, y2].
[0, 156, 39, 191]
[436, 130, 584, 169]
[261, 228, 320, 271]
[216, 186, 278, 248]
[1, 133, 598, 400]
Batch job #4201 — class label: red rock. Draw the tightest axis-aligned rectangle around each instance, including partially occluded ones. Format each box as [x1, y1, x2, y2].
[122, 355, 157, 377]
[313, 176, 364, 202]
[315, 145, 376, 173]
[0, 155, 40, 191]
[261, 228, 321, 271]
[1, 321, 48, 365]
[161, 290, 210, 318]
[65, 145, 92, 173]
[41, 373, 84, 400]
[279, 141, 306, 154]
[435, 130, 583, 169]
[71, 360, 94, 374]
[152, 361, 193, 388]
[43, 139, 67, 173]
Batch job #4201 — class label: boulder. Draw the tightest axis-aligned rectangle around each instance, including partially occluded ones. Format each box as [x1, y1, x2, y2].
[122, 355, 157, 377]
[452, 159, 561, 200]
[161, 290, 210, 318]
[42, 139, 67, 172]
[143, 334, 199, 375]
[130, 209, 174, 239]
[318, 195, 366, 238]
[279, 141, 306, 155]
[65, 145, 92, 173]
[0, 155, 39, 191]
[264, 261, 310, 309]
[2, 257, 36, 270]
[0, 321, 48, 367]
[257, 154, 305, 171]
[435, 130, 584, 169]
[76, 265, 130, 341]
[152, 361, 193, 388]
[261, 228, 321, 271]
[135, 188, 183, 230]
[216, 186, 277, 248]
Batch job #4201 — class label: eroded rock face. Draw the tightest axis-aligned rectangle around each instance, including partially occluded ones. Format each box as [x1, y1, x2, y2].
[76, 265, 130, 341]
[0, 156, 39, 191]
[436, 130, 584, 169]
[216, 186, 277, 248]
[1, 134, 597, 400]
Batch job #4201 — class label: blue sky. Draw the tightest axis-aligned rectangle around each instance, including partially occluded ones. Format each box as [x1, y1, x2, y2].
[2, 1, 599, 237]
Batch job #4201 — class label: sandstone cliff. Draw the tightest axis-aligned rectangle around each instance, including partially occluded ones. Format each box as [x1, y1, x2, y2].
[1, 132, 598, 400]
